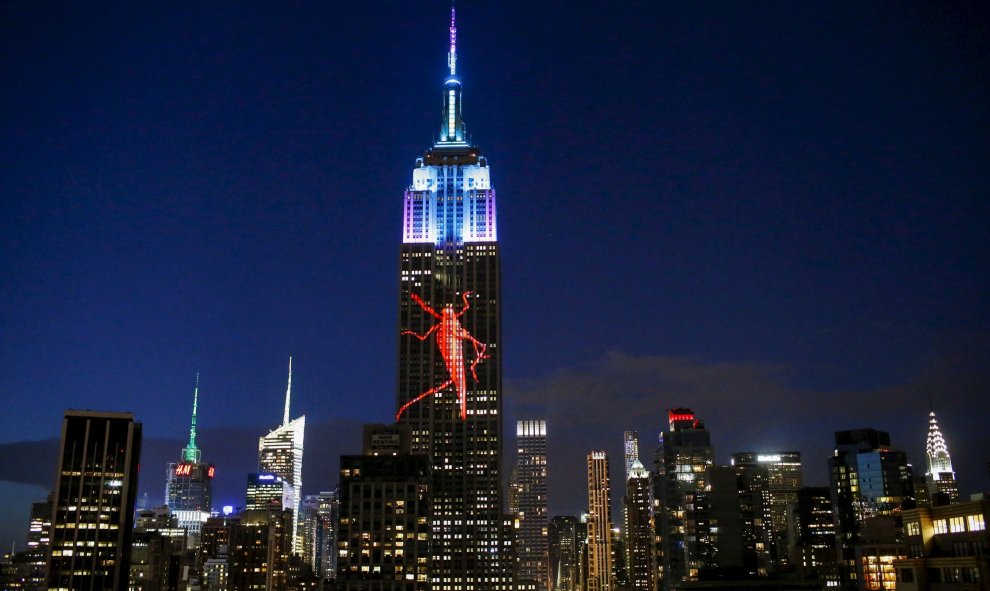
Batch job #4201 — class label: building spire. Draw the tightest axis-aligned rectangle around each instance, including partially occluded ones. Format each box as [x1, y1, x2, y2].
[438, 3, 466, 145]
[448, 3, 457, 77]
[925, 409, 953, 475]
[283, 356, 293, 426]
[181, 373, 202, 463]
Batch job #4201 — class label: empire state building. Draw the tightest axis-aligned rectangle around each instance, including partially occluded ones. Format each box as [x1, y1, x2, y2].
[396, 7, 508, 590]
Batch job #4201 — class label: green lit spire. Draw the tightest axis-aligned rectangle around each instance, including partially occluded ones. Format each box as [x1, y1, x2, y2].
[182, 373, 202, 463]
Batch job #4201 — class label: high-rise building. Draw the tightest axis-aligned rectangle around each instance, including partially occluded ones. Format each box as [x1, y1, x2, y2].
[336, 425, 431, 591]
[787, 486, 839, 583]
[394, 7, 508, 590]
[623, 461, 655, 591]
[129, 509, 188, 591]
[259, 358, 305, 555]
[623, 432, 640, 481]
[314, 490, 339, 583]
[246, 473, 292, 511]
[228, 510, 292, 591]
[730, 451, 804, 570]
[924, 411, 960, 505]
[653, 408, 715, 590]
[513, 420, 550, 590]
[828, 428, 914, 590]
[548, 516, 580, 591]
[586, 452, 613, 591]
[165, 374, 215, 545]
[48, 410, 142, 591]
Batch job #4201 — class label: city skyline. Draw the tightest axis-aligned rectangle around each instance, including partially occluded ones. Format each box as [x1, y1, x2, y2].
[1, 1, 989, 551]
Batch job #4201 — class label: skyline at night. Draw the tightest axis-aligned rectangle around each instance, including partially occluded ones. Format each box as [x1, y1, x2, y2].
[1, 0, 989, 555]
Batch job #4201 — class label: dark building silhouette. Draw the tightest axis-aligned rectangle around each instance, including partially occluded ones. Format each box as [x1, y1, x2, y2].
[48, 410, 142, 591]
[336, 425, 431, 591]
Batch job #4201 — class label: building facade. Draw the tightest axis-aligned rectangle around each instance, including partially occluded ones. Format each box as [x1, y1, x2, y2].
[548, 516, 580, 591]
[394, 8, 508, 590]
[48, 410, 142, 591]
[586, 452, 613, 591]
[894, 496, 989, 591]
[258, 358, 305, 555]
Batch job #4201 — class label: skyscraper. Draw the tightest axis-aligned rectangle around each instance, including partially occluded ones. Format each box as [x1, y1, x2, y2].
[259, 357, 305, 555]
[548, 516, 580, 591]
[925, 410, 960, 505]
[395, 7, 507, 590]
[48, 410, 142, 591]
[586, 452, 613, 591]
[165, 374, 215, 544]
[623, 460, 655, 591]
[730, 451, 803, 570]
[653, 408, 715, 590]
[513, 420, 550, 590]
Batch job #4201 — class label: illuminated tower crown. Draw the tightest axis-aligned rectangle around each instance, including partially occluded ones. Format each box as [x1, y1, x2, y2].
[925, 410, 954, 475]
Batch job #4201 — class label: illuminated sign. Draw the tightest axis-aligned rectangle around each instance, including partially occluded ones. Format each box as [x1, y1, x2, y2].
[758, 455, 782, 463]
[207, 466, 215, 478]
[257, 474, 276, 481]
[222, 505, 234, 516]
[397, 292, 489, 422]
[175, 463, 193, 476]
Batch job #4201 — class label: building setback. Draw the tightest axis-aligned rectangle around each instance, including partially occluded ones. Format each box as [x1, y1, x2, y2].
[394, 7, 509, 590]
[48, 410, 142, 591]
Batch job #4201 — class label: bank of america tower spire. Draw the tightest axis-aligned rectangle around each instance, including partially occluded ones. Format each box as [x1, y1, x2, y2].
[397, 6, 509, 589]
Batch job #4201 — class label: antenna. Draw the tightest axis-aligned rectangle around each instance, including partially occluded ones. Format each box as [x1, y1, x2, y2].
[447, 3, 457, 77]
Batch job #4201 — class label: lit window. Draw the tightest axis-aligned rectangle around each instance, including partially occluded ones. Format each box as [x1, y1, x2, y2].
[966, 514, 985, 531]
[933, 519, 948, 535]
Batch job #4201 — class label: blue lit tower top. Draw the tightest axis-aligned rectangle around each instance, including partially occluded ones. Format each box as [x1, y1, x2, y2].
[182, 373, 202, 463]
[402, 5, 497, 245]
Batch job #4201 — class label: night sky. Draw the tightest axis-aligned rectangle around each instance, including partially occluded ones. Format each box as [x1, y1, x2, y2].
[2, 2, 989, 548]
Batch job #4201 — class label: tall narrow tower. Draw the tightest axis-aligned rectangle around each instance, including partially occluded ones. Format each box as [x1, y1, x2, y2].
[165, 373, 216, 545]
[259, 357, 305, 555]
[586, 451, 613, 591]
[396, 6, 506, 589]
[925, 410, 960, 504]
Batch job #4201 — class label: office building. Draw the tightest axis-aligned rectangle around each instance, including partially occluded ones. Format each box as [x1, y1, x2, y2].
[336, 424, 431, 591]
[787, 486, 839, 583]
[48, 410, 142, 591]
[228, 510, 292, 591]
[924, 411, 960, 505]
[258, 358, 305, 555]
[394, 7, 509, 590]
[246, 473, 293, 511]
[513, 420, 549, 590]
[586, 452, 613, 591]
[653, 408, 715, 590]
[731, 451, 804, 570]
[828, 429, 914, 590]
[314, 490, 339, 583]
